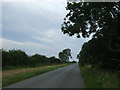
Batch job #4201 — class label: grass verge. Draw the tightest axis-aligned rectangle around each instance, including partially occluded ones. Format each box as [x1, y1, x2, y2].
[2, 63, 71, 87]
[80, 65, 119, 88]
[0, 70, 2, 88]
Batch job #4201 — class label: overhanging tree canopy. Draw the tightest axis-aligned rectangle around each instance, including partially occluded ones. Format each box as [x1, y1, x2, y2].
[61, 2, 120, 70]
[61, 2, 120, 38]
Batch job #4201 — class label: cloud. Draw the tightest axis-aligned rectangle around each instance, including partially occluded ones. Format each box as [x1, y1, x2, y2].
[2, 1, 90, 61]
[0, 35, 1, 48]
[2, 38, 55, 55]
[33, 36, 53, 43]
[2, 2, 66, 41]
[2, 0, 67, 3]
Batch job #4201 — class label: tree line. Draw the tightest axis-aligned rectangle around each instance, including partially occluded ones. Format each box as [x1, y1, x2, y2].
[2, 48, 73, 69]
[2, 49, 62, 68]
[77, 37, 119, 70]
[62, 2, 119, 71]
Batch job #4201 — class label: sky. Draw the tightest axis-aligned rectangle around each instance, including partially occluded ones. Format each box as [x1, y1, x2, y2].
[1, 0, 90, 62]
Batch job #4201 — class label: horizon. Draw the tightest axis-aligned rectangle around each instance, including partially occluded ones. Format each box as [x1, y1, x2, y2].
[1, 0, 90, 62]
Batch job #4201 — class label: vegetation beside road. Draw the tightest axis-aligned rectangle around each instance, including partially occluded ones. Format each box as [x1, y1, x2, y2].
[2, 63, 72, 87]
[80, 65, 118, 88]
[62, 2, 119, 88]
[2, 49, 73, 87]
[2, 49, 63, 70]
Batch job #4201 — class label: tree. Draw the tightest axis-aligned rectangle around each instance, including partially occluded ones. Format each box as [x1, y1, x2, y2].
[58, 48, 72, 62]
[61, 2, 120, 70]
[77, 37, 119, 70]
[72, 61, 77, 63]
[61, 2, 119, 38]
[2, 49, 62, 68]
[2, 49, 28, 66]
[48, 56, 61, 64]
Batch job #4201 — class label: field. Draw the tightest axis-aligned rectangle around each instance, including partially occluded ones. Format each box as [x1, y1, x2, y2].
[2, 63, 71, 87]
[80, 65, 119, 88]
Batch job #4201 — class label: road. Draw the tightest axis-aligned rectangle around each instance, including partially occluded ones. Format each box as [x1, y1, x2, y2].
[4, 63, 85, 88]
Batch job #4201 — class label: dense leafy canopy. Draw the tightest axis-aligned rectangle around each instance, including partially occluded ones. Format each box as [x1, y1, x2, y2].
[61, 2, 120, 38]
[62, 2, 120, 70]
[58, 48, 72, 62]
[78, 37, 119, 70]
[2, 49, 62, 68]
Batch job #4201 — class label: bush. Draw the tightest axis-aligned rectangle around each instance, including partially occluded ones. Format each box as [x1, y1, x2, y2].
[2, 49, 62, 69]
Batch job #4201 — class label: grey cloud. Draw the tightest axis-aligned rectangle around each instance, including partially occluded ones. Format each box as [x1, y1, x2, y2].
[2, 1, 90, 61]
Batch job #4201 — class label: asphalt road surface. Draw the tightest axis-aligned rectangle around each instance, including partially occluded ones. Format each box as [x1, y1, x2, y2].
[5, 63, 85, 88]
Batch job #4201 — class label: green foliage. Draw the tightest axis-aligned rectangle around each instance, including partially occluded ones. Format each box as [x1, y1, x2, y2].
[2, 49, 29, 67]
[3, 64, 71, 87]
[80, 65, 118, 88]
[28, 54, 48, 67]
[2, 49, 62, 69]
[61, 2, 119, 38]
[48, 56, 61, 64]
[58, 48, 72, 62]
[72, 61, 77, 63]
[78, 37, 119, 70]
[62, 2, 120, 70]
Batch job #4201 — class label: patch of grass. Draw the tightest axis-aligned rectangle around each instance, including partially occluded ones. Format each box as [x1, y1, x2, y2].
[2, 63, 55, 70]
[2, 63, 71, 87]
[0, 70, 2, 88]
[80, 65, 118, 88]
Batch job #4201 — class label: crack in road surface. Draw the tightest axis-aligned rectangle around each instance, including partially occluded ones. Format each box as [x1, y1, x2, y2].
[4, 63, 85, 88]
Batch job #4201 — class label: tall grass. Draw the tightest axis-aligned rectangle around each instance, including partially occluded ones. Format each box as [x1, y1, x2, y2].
[2, 63, 71, 87]
[80, 65, 118, 88]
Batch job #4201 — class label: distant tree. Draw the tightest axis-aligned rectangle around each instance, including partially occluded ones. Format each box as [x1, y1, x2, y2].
[2, 49, 62, 69]
[58, 48, 72, 62]
[63, 49, 72, 58]
[58, 52, 64, 61]
[48, 56, 61, 64]
[72, 61, 77, 63]
[2, 49, 28, 66]
[28, 54, 41, 66]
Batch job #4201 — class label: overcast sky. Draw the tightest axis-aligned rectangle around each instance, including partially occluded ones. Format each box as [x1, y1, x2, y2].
[1, 0, 90, 62]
